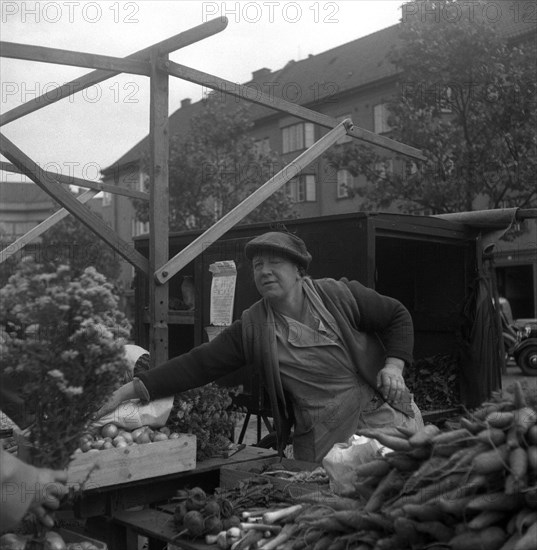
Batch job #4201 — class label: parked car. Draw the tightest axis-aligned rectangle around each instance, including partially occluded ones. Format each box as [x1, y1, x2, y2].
[503, 315, 537, 376]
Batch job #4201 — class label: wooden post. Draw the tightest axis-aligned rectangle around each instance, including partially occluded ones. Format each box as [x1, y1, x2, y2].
[149, 52, 170, 366]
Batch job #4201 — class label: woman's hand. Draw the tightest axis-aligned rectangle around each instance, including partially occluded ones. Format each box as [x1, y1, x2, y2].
[376, 359, 405, 404]
[94, 382, 137, 420]
[29, 468, 69, 528]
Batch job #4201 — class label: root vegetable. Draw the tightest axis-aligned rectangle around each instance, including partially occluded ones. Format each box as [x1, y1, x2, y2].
[467, 510, 506, 530]
[466, 492, 524, 512]
[409, 424, 441, 447]
[364, 468, 404, 512]
[513, 521, 537, 550]
[472, 445, 510, 474]
[509, 447, 528, 480]
[205, 516, 224, 535]
[448, 526, 507, 550]
[514, 408, 537, 437]
[263, 504, 302, 524]
[259, 523, 297, 550]
[485, 411, 514, 430]
[414, 520, 454, 542]
[527, 446, 537, 471]
[431, 428, 471, 446]
[175, 510, 206, 538]
[475, 428, 507, 446]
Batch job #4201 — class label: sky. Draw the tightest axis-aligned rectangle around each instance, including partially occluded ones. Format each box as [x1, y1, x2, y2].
[0, 0, 403, 181]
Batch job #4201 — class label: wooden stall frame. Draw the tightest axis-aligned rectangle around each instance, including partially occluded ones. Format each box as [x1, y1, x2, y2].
[0, 16, 425, 364]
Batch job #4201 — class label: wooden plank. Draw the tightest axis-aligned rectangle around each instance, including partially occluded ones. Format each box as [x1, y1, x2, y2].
[154, 121, 349, 285]
[162, 60, 427, 162]
[0, 17, 228, 127]
[0, 133, 149, 274]
[67, 435, 196, 490]
[149, 52, 170, 366]
[0, 41, 150, 75]
[0, 161, 149, 201]
[0, 189, 97, 265]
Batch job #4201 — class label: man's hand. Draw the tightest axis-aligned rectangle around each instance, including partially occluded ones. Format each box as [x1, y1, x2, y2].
[376, 358, 405, 403]
[29, 468, 69, 528]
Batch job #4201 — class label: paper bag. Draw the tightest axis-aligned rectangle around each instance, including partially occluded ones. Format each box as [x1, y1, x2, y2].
[322, 434, 387, 495]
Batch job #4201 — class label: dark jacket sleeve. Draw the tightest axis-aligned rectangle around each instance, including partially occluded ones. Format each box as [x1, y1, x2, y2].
[341, 277, 414, 364]
[137, 320, 246, 400]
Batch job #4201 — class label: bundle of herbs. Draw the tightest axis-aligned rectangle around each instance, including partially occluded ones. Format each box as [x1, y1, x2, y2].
[168, 383, 246, 461]
[0, 257, 131, 470]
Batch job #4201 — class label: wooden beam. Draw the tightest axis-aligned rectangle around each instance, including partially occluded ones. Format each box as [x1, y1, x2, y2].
[154, 120, 350, 285]
[148, 53, 170, 365]
[0, 17, 228, 127]
[0, 161, 149, 201]
[0, 189, 97, 265]
[0, 133, 149, 274]
[161, 60, 427, 162]
[0, 41, 150, 76]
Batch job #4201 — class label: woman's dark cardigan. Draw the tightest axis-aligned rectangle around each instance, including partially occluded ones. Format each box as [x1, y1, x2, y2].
[138, 278, 414, 453]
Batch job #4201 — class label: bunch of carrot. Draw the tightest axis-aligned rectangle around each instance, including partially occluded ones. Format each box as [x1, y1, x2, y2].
[270, 381, 537, 550]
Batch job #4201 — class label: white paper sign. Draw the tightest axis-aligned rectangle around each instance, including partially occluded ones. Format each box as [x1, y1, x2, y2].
[209, 260, 237, 326]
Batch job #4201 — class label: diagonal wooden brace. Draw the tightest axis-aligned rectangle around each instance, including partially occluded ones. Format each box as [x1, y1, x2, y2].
[154, 119, 351, 285]
[162, 59, 426, 162]
[0, 133, 149, 274]
[0, 41, 151, 75]
[0, 161, 149, 201]
[0, 189, 98, 265]
[0, 17, 228, 127]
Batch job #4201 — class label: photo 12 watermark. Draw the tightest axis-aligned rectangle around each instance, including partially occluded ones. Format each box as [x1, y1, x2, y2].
[1, 1, 140, 24]
[201, 1, 340, 24]
[2, 81, 140, 105]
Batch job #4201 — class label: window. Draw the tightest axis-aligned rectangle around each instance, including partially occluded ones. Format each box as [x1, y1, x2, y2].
[373, 103, 392, 134]
[285, 175, 316, 202]
[132, 219, 149, 237]
[282, 123, 315, 153]
[102, 192, 112, 207]
[336, 114, 353, 144]
[404, 161, 419, 179]
[337, 170, 353, 198]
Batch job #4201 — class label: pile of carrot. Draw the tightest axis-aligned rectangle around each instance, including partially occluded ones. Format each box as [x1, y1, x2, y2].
[257, 381, 537, 550]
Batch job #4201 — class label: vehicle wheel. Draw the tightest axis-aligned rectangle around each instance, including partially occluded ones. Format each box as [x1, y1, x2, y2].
[516, 346, 537, 376]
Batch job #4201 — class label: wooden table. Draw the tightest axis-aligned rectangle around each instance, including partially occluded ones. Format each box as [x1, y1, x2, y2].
[77, 446, 278, 549]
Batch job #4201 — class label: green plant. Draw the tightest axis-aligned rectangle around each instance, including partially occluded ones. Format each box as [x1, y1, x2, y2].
[0, 256, 131, 469]
[167, 383, 245, 461]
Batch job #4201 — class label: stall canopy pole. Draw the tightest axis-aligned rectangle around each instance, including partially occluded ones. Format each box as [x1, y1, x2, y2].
[148, 52, 170, 366]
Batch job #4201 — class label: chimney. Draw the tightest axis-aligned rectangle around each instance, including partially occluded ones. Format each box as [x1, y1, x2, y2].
[252, 68, 271, 80]
[181, 98, 191, 108]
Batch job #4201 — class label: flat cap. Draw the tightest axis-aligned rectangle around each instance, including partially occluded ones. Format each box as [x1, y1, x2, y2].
[245, 231, 312, 269]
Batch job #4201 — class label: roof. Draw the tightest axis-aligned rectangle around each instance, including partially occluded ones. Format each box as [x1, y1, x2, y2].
[103, 25, 401, 173]
[0, 181, 55, 209]
[103, 15, 536, 173]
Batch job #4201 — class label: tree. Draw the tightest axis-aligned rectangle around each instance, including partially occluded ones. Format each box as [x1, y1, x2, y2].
[135, 99, 296, 231]
[328, 0, 536, 214]
[0, 213, 121, 288]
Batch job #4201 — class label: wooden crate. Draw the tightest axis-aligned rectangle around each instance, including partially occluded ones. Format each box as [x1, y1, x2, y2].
[68, 435, 196, 490]
[220, 457, 328, 499]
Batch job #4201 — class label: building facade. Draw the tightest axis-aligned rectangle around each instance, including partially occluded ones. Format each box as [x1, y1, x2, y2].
[100, 18, 537, 318]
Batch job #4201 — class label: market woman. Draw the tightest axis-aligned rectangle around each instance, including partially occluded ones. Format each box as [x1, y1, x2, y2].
[97, 231, 423, 462]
